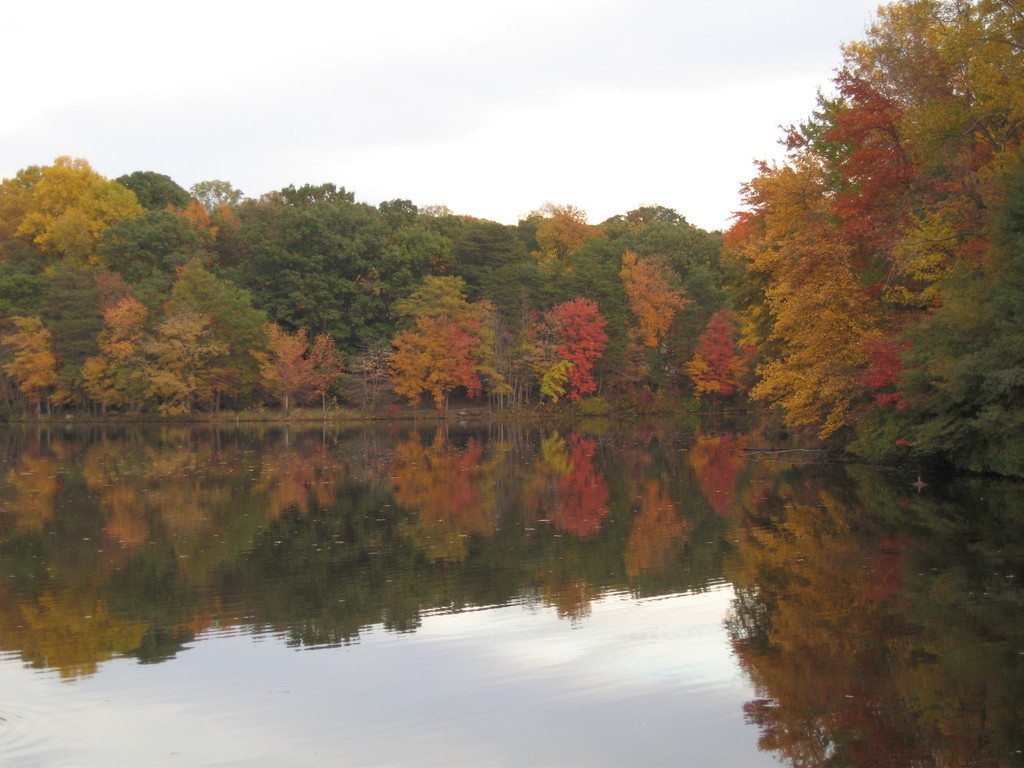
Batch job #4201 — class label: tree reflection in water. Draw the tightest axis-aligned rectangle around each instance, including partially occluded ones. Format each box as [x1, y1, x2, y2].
[0, 422, 1020, 765]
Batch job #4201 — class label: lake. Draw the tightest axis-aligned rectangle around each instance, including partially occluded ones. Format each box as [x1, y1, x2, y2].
[0, 419, 1021, 766]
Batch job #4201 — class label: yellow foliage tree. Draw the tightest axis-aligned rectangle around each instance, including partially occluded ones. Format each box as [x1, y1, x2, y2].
[735, 161, 882, 436]
[82, 295, 148, 412]
[140, 310, 228, 414]
[0, 156, 142, 262]
[1, 316, 57, 414]
[532, 203, 606, 266]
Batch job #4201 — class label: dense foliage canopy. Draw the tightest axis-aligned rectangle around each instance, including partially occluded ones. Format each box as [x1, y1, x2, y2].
[1, 0, 1022, 477]
[728, 0, 1024, 476]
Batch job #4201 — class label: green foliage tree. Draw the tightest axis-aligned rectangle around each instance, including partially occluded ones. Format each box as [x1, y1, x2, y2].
[39, 260, 106, 406]
[164, 260, 267, 409]
[228, 193, 392, 349]
[96, 209, 209, 303]
[854, 159, 1024, 477]
[189, 180, 244, 212]
[115, 171, 191, 211]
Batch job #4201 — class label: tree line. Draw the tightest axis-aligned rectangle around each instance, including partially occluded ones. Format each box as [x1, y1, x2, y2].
[0, 161, 730, 418]
[2, 0, 1023, 476]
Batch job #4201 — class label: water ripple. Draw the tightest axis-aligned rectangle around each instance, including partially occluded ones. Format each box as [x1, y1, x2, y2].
[0, 702, 54, 765]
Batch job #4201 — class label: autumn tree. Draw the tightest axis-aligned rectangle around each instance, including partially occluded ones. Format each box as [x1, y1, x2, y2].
[82, 295, 148, 412]
[0, 157, 142, 263]
[532, 203, 606, 266]
[390, 276, 507, 412]
[731, 159, 883, 437]
[308, 332, 344, 415]
[620, 250, 687, 348]
[164, 260, 267, 409]
[1, 316, 57, 415]
[531, 298, 609, 401]
[729, 0, 1024, 456]
[257, 323, 315, 416]
[140, 310, 229, 415]
[539, 359, 574, 404]
[392, 318, 483, 412]
[685, 310, 746, 400]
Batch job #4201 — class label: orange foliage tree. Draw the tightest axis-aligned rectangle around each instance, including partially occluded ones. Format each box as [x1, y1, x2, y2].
[390, 276, 506, 412]
[620, 250, 687, 348]
[82, 295, 148, 412]
[1, 316, 58, 414]
[257, 323, 316, 415]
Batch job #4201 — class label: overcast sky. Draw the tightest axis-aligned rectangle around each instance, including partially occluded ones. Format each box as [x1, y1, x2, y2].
[2, 0, 882, 232]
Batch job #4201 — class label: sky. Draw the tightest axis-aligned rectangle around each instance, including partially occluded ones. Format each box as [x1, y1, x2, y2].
[2, 0, 883, 233]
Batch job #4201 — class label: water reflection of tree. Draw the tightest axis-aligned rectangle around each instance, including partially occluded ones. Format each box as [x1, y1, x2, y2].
[726, 471, 1024, 767]
[624, 479, 690, 579]
[687, 431, 744, 517]
[0, 423, 780, 678]
[529, 431, 612, 538]
[391, 429, 496, 562]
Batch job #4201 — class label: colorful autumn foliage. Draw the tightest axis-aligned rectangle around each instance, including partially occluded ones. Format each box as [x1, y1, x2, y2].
[0, 156, 725, 420]
[685, 310, 745, 399]
[1, 2, 1022, 480]
[1, 316, 57, 414]
[725, 0, 1024, 471]
[536, 298, 609, 401]
[257, 324, 316, 416]
[390, 276, 506, 411]
[620, 250, 687, 348]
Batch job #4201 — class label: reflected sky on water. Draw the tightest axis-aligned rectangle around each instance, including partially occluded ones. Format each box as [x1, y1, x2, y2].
[0, 420, 1021, 766]
[0, 586, 769, 767]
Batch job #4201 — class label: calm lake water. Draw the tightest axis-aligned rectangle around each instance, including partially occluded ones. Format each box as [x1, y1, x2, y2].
[0, 419, 1021, 767]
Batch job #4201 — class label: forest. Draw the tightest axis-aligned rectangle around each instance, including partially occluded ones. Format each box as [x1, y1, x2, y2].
[0, 0, 1022, 477]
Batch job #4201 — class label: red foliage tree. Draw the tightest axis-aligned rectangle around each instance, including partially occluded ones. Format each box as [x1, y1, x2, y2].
[544, 298, 608, 400]
[861, 337, 906, 408]
[685, 310, 745, 399]
[824, 72, 918, 254]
